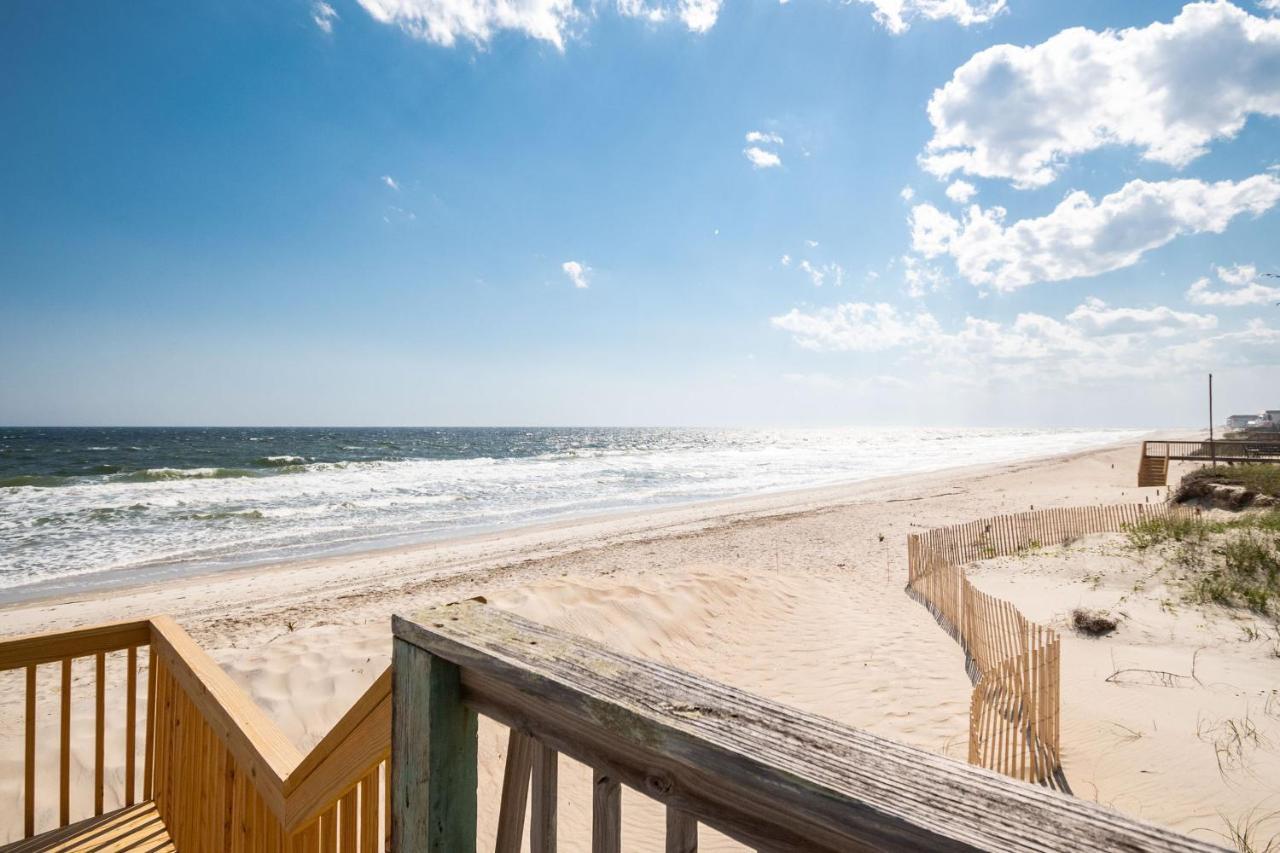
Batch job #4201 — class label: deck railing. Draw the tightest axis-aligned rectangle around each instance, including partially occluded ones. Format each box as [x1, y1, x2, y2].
[907, 503, 1185, 791]
[391, 601, 1223, 852]
[2, 617, 392, 849]
[1141, 439, 1280, 462]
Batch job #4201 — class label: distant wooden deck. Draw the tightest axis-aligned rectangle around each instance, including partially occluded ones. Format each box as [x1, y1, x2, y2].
[1138, 438, 1280, 486]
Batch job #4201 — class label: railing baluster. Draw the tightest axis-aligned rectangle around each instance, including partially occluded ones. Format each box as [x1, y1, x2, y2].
[666, 806, 697, 853]
[531, 742, 558, 853]
[144, 646, 157, 800]
[126, 645, 138, 806]
[495, 729, 534, 853]
[60, 656, 71, 827]
[591, 770, 621, 853]
[95, 650, 106, 816]
[25, 662, 36, 838]
[340, 787, 358, 851]
[359, 768, 379, 852]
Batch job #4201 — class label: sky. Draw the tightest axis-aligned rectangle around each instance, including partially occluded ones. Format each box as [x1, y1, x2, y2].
[1, 0, 1278, 428]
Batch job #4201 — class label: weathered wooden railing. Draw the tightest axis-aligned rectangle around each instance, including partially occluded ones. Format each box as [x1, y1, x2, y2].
[1141, 439, 1280, 462]
[907, 503, 1184, 792]
[2, 617, 392, 849]
[392, 601, 1223, 852]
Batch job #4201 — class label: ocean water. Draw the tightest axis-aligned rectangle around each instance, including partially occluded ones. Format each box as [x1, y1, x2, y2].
[0, 426, 1142, 601]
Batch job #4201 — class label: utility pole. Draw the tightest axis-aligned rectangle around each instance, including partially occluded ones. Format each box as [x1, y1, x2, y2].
[1208, 373, 1216, 467]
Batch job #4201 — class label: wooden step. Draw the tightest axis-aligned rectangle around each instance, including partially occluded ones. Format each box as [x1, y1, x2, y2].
[1137, 456, 1168, 488]
[4, 802, 174, 853]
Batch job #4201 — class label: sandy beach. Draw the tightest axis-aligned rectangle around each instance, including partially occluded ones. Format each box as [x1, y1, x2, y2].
[5, 438, 1267, 849]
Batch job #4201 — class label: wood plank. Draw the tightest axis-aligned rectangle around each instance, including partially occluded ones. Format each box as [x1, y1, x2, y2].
[95, 651, 105, 817]
[495, 729, 535, 853]
[284, 672, 390, 830]
[149, 616, 301, 820]
[591, 770, 620, 853]
[126, 646, 138, 807]
[391, 635, 477, 853]
[531, 742, 557, 853]
[395, 605, 1223, 853]
[0, 620, 153, 672]
[339, 788, 358, 851]
[26, 663, 37, 838]
[60, 657, 71, 828]
[5, 801, 176, 853]
[666, 806, 697, 853]
[144, 646, 157, 800]
[359, 768, 380, 853]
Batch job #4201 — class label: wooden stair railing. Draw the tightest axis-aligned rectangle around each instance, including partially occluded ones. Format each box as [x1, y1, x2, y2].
[3, 617, 392, 851]
[392, 601, 1226, 853]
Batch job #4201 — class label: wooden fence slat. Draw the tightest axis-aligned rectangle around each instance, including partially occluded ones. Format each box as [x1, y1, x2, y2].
[126, 645, 138, 806]
[359, 767, 379, 852]
[666, 806, 698, 853]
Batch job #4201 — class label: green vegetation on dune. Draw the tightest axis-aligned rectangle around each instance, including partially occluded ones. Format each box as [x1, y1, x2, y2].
[1177, 464, 1280, 501]
[1125, 510, 1280, 616]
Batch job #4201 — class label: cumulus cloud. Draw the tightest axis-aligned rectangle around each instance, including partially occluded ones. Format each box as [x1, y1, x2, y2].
[312, 1, 339, 32]
[780, 253, 792, 266]
[770, 298, 1273, 383]
[855, 0, 1006, 35]
[744, 146, 782, 169]
[909, 174, 1280, 290]
[1186, 263, 1280, 305]
[746, 130, 784, 145]
[899, 186, 915, 202]
[921, 2, 1280, 187]
[356, 0, 580, 49]
[945, 180, 976, 203]
[381, 175, 400, 191]
[562, 260, 591, 288]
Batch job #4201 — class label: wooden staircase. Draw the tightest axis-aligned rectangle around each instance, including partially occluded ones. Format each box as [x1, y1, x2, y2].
[1138, 453, 1168, 487]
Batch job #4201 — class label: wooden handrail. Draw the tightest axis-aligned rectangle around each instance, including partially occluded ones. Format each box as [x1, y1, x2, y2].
[283, 667, 391, 829]
[0, 619, 151, 671]
[393, 602, 1224, 853]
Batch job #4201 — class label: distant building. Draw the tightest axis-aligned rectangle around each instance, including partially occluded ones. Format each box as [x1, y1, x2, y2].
[1268, 410, 1280, 424]
[1227, 414, 1263, 429]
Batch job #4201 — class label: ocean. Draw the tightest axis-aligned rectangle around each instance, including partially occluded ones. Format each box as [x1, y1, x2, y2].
[0, 426, 1142, 602]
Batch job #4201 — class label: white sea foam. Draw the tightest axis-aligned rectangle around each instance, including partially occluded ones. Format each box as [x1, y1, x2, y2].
[0, 427, 1142, 598]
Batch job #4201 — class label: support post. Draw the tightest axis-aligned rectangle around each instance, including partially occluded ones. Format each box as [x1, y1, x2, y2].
[391, 634, 478, 853]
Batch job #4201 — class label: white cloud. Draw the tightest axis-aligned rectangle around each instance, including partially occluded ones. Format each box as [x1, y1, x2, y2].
[617, 0, 722, 31]
[899, 186, 915, 202]
[771, 303, 942, 351]
[1066, 296, 1217, 335]
[945, 180, 976, 203]
[562, 260, 591, 288]
[745, 130, 783, 145]
[770, 298, 1274, 384]
[856, 0, 1006, 35]
[356, 0, 580, 49]
[797, 260, 844, 288]
[910, 174, 1280, 290]
[1186, 263, 1280, 305]
[922, 2, 1280, 187]
[780, 254, 792, 266]
[901, 254, 948, 298]
[804, 239, 819, 248]
[381, 175, 400, 191]
[744, 146, 782, 169]
[313, 1, 339, 32]
[1260, 0, 1280, 11]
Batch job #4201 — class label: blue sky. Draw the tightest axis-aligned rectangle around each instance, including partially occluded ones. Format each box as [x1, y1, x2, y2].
[1, 0, 1277, 427]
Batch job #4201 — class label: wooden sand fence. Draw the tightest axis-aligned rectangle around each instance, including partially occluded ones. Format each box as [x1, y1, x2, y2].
[907, 502, 1182, 792]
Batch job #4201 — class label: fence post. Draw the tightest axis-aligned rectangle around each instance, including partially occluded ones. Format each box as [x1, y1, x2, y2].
[392, 634, 478, 853]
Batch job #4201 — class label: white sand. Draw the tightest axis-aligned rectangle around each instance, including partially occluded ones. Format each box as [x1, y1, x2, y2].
[6, 439, 1252, 848]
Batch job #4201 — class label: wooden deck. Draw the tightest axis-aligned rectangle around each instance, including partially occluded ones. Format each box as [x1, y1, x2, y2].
[1138, 438, 1280, 486]
[4, 802, 174, 853]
